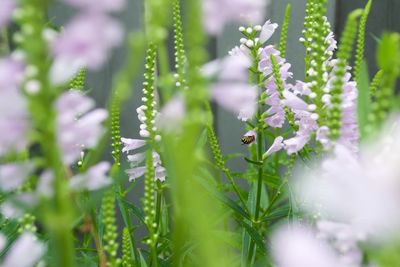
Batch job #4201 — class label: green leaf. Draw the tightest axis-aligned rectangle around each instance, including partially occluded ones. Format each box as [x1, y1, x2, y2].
[244, 157, 263, 166]
[119, 198, 146, 224]
[377, 33, 400, 72]
[357, 59, 371, 139]
[195, 175, 251, 221]
[237, 220, 266, 256]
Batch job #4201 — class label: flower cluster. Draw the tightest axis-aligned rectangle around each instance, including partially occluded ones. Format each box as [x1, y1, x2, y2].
[209, 18, 359, 156]
[51, 0, 125, 84]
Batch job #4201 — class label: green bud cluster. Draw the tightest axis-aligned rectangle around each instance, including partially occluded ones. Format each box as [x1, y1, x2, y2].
[69, 68, 86, 90]
[141, 44, 160, 143]
[279, 4, 291, 59]
[327, 10, 362, 140]
[143, 152, 158, 247]
[172, 0, 187, 90]
[101, 190, 120, 266]
[207, 126, 226, 171]
[354, 0, 372, 83]
[304, 0, 331, 119]
[111, 92, 122, 165]
[18, 213, 37, 233]
[369, 70, 383, 101]
[121, 227, 133, 267]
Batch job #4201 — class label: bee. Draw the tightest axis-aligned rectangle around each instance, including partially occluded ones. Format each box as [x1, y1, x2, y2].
[241, 135, 256, 145]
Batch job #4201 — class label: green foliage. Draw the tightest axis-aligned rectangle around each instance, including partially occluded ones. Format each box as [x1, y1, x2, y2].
[279, 4, 291, 58]
[367, 33, 400, 132]
[327, 9, 363, 140]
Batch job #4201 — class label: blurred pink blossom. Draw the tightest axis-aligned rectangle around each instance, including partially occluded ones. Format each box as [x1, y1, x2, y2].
[271, 224, 341, 267]
[64, 0, 125, 12]
[70, 161, 111, 191]
[0, 0, 15, 29]
[265, 136, 284, 157]
[296, 124, 400, 241]
[0, 57, 29, 156]
[51, 14, 123, 84]
[56, 90, 108, 165]
[3, 232, 45, 267]
[0, 162, 33, 192]
[202, 0, 267, 35]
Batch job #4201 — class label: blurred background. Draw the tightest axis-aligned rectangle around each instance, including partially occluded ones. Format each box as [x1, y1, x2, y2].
[47, 0, 398, 232]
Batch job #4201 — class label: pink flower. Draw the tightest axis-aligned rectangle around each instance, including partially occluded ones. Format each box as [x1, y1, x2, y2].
[296, 139, 400, 241]
[259, 20, 278, 43]
[70, 162, 111, 191]
[56, 90, 108, 165]
[271, 224, 340, 267]
[157, 95, 186, 132]
[0, 162, 33, 192]
[284, 135, 310, 155]
[282, 90, 308, 111]
[64, 0, 125, 12]
[211, 84, 257, 121]
[202, 0, 267, 35]
[265, 136, 284, 157]
[0, 0, 15, 29]
[0, 57, 29, 156]
[3, 233, 45, 267]
[51, 13, 123, 84]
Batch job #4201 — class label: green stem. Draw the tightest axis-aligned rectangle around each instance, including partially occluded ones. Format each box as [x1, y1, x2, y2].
[247, 47, 265, 265]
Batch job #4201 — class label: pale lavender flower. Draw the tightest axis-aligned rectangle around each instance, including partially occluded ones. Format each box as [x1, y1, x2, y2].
[259, 20, 278, 44]
[56, 90, 108, 165]
[64, 0, 125, 12]
[296, 137, 400, 241]
[211, 84, 257, 121]
[0, 233, 5, 252]
[208, 45, 258, 121]
[70, 162, 111, 191]
[316, 220, 366, 267]
[51, 14, 123, 84]
[0, 0, 15, 29]
[259, 45, 283, 76]
[264, 136, 284, 157]
[121, 138, 146, 153]
[157, 95, 186, 132]
[37, 170, 54, 198]
[126, 166, 146, 182]
[202, 0, 267, 35]
[0, 162, 33, 192]
[0, 193, 37, 219]
[3, 232, 45, 267]
[283, 135, 310, 155]
[0, 57, 29, 156]
[271, 224, 341, 267]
